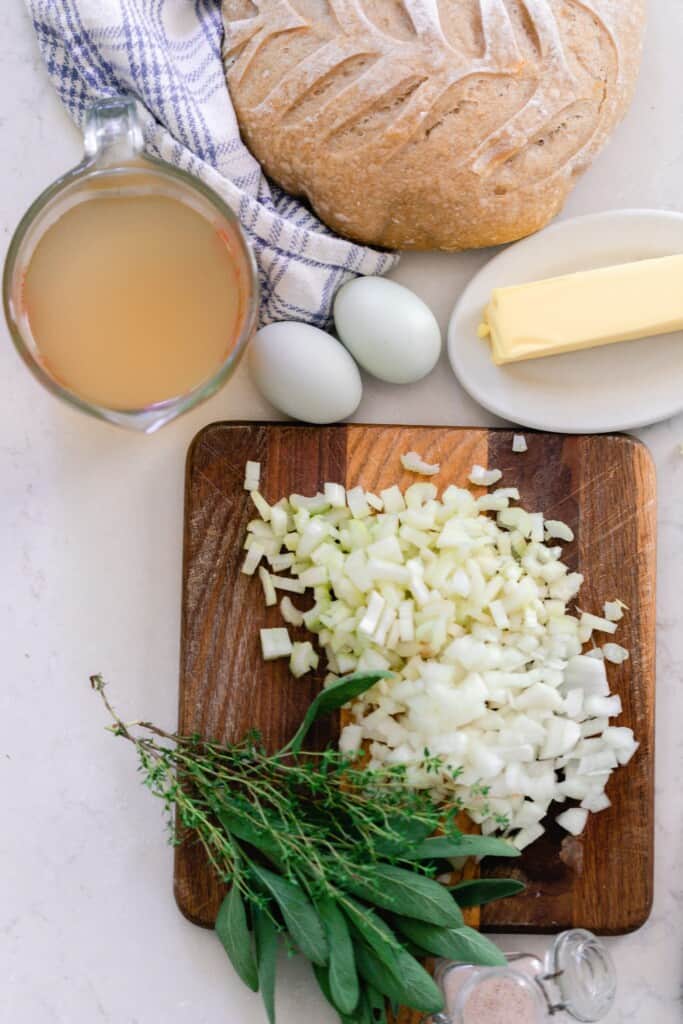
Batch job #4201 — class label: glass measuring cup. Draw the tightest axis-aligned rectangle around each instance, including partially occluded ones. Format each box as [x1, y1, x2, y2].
[426, 929, 617, 1023]
[3, 97, 259, 433]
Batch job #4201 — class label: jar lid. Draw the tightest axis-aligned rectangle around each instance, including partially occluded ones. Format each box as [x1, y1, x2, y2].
[544, 929, 616, 1022]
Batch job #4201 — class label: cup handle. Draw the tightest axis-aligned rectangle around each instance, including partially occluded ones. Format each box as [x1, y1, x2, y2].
[83, 97, 144, 166]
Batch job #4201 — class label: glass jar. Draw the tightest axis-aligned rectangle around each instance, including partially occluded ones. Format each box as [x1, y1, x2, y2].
[426, 929, 616, 1024]
[3, 97, 258, 432]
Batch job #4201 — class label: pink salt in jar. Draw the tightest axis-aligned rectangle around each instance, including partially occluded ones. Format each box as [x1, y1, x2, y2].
[435, 962, 545, 1024]
[426, 929, 616, 1024]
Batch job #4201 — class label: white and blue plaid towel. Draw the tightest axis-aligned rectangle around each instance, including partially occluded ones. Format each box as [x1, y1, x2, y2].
[26, 0, 397, 327]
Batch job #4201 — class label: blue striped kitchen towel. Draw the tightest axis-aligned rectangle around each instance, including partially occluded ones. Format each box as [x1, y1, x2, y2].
[26, 0, 397, 327]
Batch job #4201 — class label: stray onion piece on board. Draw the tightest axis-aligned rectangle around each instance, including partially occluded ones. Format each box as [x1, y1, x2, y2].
[400, 451, 441, 476]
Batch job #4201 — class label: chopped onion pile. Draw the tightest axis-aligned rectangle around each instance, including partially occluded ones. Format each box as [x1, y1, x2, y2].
[242, 461, 638, 850]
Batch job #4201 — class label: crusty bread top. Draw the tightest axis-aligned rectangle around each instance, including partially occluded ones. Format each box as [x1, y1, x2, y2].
[223, 1, 645, 251]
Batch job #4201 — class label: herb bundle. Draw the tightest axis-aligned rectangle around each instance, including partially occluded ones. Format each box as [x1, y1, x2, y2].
[92, 672, 524, 1023]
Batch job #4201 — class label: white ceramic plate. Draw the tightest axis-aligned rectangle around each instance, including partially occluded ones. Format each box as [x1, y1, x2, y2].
[447, 209, 683, 433]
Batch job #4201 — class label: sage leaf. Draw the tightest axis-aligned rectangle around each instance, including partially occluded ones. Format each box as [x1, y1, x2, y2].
[215, 887, 259, 992]
[282, 672, 390, 755]
[314, 962, 365, 1024]
[341, 989, 371, 1024]
[408, 834, 520, 860]
[315, 896, 359, 1015]
[344, 864, 462, 927]
[389, 947, 445, 1014]
[442, 924, 508, 966]
[341, 897, 403, 970]
[365, 984, 387, 1024]
[316, 965, 362, 1024]
[392, 916, 506, 967]
[353, 942, 404, 1004]
[313, 963, 334, 1008]
[254, 907, 278, 1024]
[343, 900, 442, 1013]
[449, 878, 525, 907]
[251, 864, 328, 966]
[371, 815, 435, 857]
[316, 965, 366, 1024]
[353, 937, 444, 1015]
[402, 939, 432, 959]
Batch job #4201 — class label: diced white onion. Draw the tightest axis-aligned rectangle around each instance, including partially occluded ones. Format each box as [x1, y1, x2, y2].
[358, 591, 386, 636]
[244, 460, 261, 491]
[469, 465, 503, 487]
[556, 807, 589, 836]
[241, 543, 265, 576]
[489, 600, 510, 630]
[373, 606, 397, 647]
[615, 739, 639, 765]
[280, 596, 304, 626]
[324, 482, 346, 508]
[602, 726, 635, 750]
[380, 485, 405, 513]
[290, 641, 319, 678]
[602, 643, 629, 665]
[580, 612, 618, 636]
[563, 689, 584, 719]
[250, 490, 271, 522]
[347, 487, 370, 519]
[270, 553, 295, 572]
[578, 750, 618, 775]
[339, 723, 363, 753]
[540, 718, 580, 760]
[545, 520, 574, 543]
[270, 505, 288, 537]
[241, 455, 634, 854]
[512, 823, 544, 850]
[258, 566, 277, 607]
[260, 627, 292, 660]
[401, 451, 440, 476]
[512, 434, 528, 454]
[580, 717, 608, 738]
[271, 575, 306, 594]
[564, 656, 609, 696]
[581, 791, 611, 813]
[603, 600, 624, 622]
[529, 513, 544, 543]
[584, 694, 622, 718]
[299, 566, 328, 587]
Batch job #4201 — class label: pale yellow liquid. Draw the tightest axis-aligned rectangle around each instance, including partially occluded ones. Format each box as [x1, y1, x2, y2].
[23, 192, 245, 409]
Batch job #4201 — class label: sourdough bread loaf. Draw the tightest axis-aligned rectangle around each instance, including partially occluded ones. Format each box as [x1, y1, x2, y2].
[222, 1, 645, 251]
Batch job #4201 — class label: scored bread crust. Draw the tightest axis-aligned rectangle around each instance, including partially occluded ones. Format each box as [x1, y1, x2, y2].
[222, 1, 645, 251]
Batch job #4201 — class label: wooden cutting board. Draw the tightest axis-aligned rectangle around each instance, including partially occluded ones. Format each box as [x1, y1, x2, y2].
[175, 423, 655, 936]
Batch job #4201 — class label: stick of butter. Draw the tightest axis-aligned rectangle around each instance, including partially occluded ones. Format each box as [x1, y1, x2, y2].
[481, 254, 683, 365]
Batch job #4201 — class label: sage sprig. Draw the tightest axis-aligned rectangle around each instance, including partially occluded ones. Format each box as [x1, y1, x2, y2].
[92, 672, 523, 1024]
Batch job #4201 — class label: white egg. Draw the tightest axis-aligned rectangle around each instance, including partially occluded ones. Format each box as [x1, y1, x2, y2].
[333, 277, 442, 384]
[249, 321, 362, 424]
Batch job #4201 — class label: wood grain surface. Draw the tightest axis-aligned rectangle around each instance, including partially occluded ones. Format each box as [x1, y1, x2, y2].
[175, 423, 656, 939]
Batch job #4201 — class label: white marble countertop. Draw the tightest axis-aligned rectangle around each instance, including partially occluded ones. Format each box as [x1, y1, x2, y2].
[2, 4, 682, 1022]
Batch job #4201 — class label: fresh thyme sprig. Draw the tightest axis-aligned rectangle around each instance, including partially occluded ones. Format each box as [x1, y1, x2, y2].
[91, 672, 524, 1023]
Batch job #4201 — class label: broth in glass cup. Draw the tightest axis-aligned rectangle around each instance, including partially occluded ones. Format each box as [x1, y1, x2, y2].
[4, 97, 258, 432]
